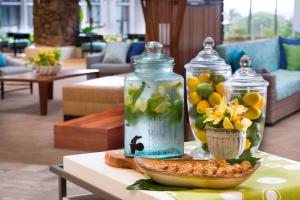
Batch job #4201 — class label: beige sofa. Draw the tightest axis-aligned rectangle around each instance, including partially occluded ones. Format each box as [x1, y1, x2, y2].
[63, 74, 125, 120]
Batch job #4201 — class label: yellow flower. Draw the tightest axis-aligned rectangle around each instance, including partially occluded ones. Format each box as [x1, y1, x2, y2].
[34, 57, 41, 64]
[204, 97, 227, 125]
[203, 97, 252, 132]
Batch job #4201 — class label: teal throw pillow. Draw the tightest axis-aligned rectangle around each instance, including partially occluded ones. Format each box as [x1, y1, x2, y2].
[0, 54, 6, 68]
[283, 44, 300, 71]
[230, 50, 245, 72]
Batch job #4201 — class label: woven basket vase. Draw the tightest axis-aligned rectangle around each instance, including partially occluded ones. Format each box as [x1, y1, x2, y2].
[34, 64, 62, 76]
[206, 126, 246, 159]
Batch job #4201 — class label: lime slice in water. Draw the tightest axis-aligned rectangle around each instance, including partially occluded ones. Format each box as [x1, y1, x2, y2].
[136, 100, 148, 112]
[155, 102, 171, 114]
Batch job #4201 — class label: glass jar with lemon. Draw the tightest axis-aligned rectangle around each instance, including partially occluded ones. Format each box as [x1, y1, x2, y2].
[226, 55, 269, 158]
[184, 37, 232, 159]
[124, 41, 184, 159]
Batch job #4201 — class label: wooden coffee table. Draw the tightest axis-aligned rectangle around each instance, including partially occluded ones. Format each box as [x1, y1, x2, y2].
[0, 69, 99, 115]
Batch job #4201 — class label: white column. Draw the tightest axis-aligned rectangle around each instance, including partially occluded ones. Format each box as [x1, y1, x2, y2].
[100, 0, 108, 34]
[128, 0, 135, 34]
[20, 0, 27, 31]
[133, 0, 145, 34]
[293, 0, 300, 32]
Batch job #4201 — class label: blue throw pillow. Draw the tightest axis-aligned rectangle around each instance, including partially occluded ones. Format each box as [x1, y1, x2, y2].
[0, 54, 6, 68]
[126, 42, 145, 63]
[279, 37, 300, 69]
[230, 50, 245, 73]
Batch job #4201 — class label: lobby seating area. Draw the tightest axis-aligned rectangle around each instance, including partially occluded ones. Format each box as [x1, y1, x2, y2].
[216, 38, 300, 124]
[1, 0, 300, 199]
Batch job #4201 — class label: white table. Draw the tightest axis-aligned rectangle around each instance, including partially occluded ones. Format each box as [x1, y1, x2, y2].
[63, 151, 174, 200]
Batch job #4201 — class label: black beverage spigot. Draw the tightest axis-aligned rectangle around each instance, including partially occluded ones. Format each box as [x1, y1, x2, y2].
[130, 136, 144, 154]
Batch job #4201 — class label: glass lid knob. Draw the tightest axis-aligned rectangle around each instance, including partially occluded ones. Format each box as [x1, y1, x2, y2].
[240, 55, 252, 69]
[203, 37, 215, 50]
[145, 41, 163, 54]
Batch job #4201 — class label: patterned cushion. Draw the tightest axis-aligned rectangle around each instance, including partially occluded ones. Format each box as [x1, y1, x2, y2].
[216, 39, 280, 72]
[271, 69, 300, 101]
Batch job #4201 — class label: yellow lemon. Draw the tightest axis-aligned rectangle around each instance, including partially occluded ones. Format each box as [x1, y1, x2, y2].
[187, 77, 199, 91]
[196, 100, 210, 114]
[253, 95, 266, 109]
[198, 73, 211, 83]
[208, 92, 222, 107]
[243, 106, 261, 120]
[196, 129, 207, 143]
[189, 91, 202, 105]
[245, 139, 251, 150]
[223, 117, 235, 129]
[243, 92, 261, 106]
[215, 82, 224, 96]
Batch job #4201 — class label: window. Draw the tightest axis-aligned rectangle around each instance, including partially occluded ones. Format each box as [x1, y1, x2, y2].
[116, 0, 130, 36]
[0, 5, 21, 31]
[223, 0, 298, 42]
[27, 5, 33, 28]
[79, 0, 101, 33]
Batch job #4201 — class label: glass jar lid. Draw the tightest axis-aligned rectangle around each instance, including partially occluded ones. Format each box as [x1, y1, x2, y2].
[185, 37, 231, 71]
[228, 55, 269, 88]
[133, 41, 174, 66]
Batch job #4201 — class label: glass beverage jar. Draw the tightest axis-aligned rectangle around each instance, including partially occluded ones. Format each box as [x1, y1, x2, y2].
[184, 37, 232, 159]
[124, 41, 184, 159]
[226, 55, 269, 157]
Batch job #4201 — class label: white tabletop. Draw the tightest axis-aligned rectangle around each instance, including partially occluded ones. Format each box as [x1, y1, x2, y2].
[64, 150, 174, 200]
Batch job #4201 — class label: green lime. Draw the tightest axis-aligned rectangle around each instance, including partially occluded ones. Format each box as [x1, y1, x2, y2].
[188, 106, 198, 119]
[196, 83, 213, 99]
[246, 122, 262, 147]
[195, 115, 205, 129]
[155, 102, 171, 114]
[211, 74, 225, 84]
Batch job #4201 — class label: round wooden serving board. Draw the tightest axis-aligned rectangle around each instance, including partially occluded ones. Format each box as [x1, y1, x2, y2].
[105, 151, 192, 173]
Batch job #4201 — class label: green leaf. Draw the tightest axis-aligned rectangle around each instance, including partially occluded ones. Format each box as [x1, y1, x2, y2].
[202, 143, 209, 152]
[227, 156, 260, 166]
[168, 99, 183, 125]
[127, 179, 196, 191]
[131, 82, 146, 105]
[247, 122, 262, 147]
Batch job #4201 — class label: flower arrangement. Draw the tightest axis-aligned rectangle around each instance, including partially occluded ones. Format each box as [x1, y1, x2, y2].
[31, 49, 62, 76]
[201, 97, 254, 159]
[31, 49, 61, 66]
[203, 97, 252, 132]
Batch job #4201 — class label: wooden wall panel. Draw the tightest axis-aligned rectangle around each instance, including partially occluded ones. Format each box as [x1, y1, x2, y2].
[177, 4, 223, 71]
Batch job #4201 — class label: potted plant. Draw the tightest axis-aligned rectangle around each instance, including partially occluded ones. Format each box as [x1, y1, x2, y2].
[31, 49, 62, 76]
[203, 97, 253, 159]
